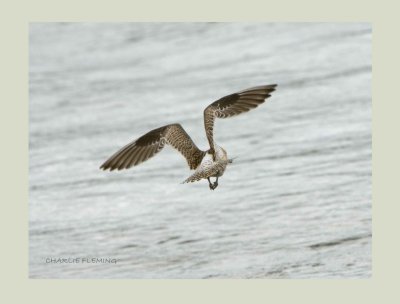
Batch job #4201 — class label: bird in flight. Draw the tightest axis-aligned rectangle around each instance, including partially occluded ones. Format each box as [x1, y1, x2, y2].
[100, 84, 277, 190]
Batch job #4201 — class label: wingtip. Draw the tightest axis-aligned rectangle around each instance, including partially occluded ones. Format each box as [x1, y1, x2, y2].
[265, 84, 278, 94]
[100, 164, 113, 171]
[100, 161, 112, 170]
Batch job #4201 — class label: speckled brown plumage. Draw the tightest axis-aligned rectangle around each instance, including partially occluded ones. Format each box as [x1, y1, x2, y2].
[100, 84, 277, 188]
[182, 153, 228, 184]
[100, 124, 205, 171]
[204, 84, 277, 154]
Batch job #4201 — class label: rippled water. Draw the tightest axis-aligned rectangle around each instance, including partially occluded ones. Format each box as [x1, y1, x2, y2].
[29, 23, 371, 278]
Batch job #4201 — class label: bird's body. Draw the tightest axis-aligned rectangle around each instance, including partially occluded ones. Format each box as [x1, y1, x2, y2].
[100, 84, 277, 190]
[183, 145, 229, 189]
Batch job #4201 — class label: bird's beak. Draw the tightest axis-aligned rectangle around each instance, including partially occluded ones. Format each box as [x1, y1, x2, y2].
[228, 157, 237, 164]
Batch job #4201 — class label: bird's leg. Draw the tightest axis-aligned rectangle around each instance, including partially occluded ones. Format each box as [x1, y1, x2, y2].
[213, 176, 219, 189]
[207, 177, 215, 190]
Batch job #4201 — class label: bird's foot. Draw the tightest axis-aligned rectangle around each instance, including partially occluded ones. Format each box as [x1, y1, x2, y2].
[212, 182, 218, 190]
[208, 177, 214, 190]
[208, 177, 219, 190]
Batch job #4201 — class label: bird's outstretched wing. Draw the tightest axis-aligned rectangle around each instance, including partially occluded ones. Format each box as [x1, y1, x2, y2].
[100, 123, 205, 171]
[203, 84, 277, 153]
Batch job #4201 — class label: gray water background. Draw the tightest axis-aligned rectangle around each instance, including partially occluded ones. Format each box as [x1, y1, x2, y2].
[29, 23, 371, 278]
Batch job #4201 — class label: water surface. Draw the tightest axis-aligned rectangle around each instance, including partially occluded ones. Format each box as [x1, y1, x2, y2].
[29, 23, 371, 278]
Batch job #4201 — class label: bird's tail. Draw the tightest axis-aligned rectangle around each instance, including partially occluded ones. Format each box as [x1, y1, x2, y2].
[181, 171, 204, 184]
